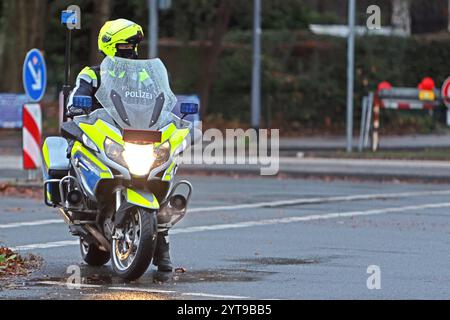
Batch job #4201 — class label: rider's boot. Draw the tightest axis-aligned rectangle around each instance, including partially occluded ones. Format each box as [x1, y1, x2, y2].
[153, 230, 173, 272]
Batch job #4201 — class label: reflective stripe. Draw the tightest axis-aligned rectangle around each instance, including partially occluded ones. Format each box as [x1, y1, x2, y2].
[68, 67, 98, 107]
[79, 120, 123, 152]
[95, 120, 123, 145]
[162, 162, 175, 181]
[126, 189, 159, 209]
[155, 123, 177, 147]
[71, 141, 112, 175]
[139, 69, 150, 81]
[139, 69, 152, 86]
[79, 74, 98, 88]
[169, 129, 190, 155]
[79, 123, 105, 151]
[79, 67, 98, 81]
[67, 77, 81, 108]
[42, 140, 50, 169]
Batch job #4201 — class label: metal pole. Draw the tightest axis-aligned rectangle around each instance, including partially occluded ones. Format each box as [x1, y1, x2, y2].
[358, 96, 368, 152]
[251, 0, 261, 131]
[346, 0, 356, 152]
[372, 96, 380, 152]
[62, 28, 72, 122]
[148, 0, 158, 58]
[364, 92, 374, 148]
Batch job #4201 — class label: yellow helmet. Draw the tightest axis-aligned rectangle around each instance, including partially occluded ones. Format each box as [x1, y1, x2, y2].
[98, 19, 144, 57]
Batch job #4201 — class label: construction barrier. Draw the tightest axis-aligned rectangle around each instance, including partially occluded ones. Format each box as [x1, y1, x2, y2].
[359, 77, 445, 152]
[22, 103, 42, 169]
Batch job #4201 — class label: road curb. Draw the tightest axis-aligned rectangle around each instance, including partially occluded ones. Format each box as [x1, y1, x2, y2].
[3, 156, 450, 187]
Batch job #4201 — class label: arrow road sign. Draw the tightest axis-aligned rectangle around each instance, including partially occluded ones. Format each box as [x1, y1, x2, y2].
[23, 49, 47, 102]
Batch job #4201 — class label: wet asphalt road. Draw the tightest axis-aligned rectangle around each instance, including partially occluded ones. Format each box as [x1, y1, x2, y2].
[0, 175, 449, 300]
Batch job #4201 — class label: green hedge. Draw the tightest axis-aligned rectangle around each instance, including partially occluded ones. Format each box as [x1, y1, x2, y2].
[162, 32, 450, 133]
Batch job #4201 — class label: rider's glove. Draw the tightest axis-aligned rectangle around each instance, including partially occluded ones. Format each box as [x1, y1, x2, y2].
[67, 106, 86, 118]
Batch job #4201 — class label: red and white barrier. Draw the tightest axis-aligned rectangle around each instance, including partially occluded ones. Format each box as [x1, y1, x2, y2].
[23, 104, 42, 169]
[380, 100, 435, 110]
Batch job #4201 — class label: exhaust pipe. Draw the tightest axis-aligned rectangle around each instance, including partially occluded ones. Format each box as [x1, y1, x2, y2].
[157, 194, 187, 225]
[157, 180, 192, 229]
[84, 225, 111, 252]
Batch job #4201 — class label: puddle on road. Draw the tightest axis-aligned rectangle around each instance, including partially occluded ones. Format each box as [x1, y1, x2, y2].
[27, 265, 274, 288]
[21, 256, 331, 295]
[170, 268, 275, 283]
[230, 256, 325, 266]
[27, 256, 328, 289]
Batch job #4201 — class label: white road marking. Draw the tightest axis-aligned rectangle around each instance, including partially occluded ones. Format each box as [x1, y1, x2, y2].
[174, 201, 450, 233]
[11, 201, 450, 252]
[189, 189, 450, 213]
[0, 219, 63, 229]
[37, 281, 250, 299]
[3, 188, 450, 230]
[181, 292, 250, 299]
[11, 240, 78, 251]
[38, 280, 100, 289]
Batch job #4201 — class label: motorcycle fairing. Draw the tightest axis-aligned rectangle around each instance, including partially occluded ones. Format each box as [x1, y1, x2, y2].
[79, 119, 124, 151]
[42, 137, 70, 204]
[71, 141, 113, 199]
[125, 188, 160, 209]
[42, 137, 70, 173]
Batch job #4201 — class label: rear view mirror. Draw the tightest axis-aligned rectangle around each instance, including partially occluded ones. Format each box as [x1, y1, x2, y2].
[180, 103, 199, 115]
[73, 95, 92, 109]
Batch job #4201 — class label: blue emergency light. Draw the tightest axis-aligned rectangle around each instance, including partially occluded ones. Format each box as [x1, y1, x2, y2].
[180, 103, 199, 115]
[73, 96, 93, 109]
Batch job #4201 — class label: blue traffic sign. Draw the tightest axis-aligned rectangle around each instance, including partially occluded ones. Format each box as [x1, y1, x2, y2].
[23, 49, 47, 102]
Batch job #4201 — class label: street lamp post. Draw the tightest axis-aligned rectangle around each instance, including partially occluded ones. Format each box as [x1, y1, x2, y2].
[251, 0, 262, 131]
[346, 0, 356, 152]
[148, 0, 158, 58]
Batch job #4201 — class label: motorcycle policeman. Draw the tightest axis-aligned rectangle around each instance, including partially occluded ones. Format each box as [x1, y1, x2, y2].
[67, 18, 173, 273]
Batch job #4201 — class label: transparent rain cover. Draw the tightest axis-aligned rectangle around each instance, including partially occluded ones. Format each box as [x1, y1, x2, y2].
[95, 56, 179, 130]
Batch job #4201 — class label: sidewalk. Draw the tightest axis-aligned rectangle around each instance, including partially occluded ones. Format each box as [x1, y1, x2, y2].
[3, 155, 450, 183]
[180, 157, 450, 181]
[279, 133, 450, 151]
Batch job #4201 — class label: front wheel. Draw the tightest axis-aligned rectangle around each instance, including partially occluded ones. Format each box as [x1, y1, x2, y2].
[111, 208, 157, 280]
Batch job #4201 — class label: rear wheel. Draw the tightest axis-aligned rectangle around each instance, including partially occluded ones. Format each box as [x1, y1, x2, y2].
[111, 208, 157, 280]
[80, 238, 110, 266]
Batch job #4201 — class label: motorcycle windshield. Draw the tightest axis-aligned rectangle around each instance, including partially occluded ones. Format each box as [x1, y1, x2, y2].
[95, 56, 177, 130]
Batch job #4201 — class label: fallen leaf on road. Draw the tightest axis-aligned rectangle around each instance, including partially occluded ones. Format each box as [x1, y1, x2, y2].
[175, 267, 187, 273]
[0, 185, 41, 199]
[0, 247, 43, 278]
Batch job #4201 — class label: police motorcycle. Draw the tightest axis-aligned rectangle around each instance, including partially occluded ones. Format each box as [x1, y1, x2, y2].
[42, 56, 198, 280]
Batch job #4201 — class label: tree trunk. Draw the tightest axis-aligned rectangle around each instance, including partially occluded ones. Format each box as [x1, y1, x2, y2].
[448, 0, 450, 32]
[89, 0, 111, 66]
[0, 0, 47, 93]
[197, 0, 232, 118]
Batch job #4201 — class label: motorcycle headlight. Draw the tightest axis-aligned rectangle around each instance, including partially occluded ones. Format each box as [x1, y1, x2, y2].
[153, 141, 171, 168]
[123, 142, 155, 176]
[82, 134, 99, 152]
[104, 138, 127, 168]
